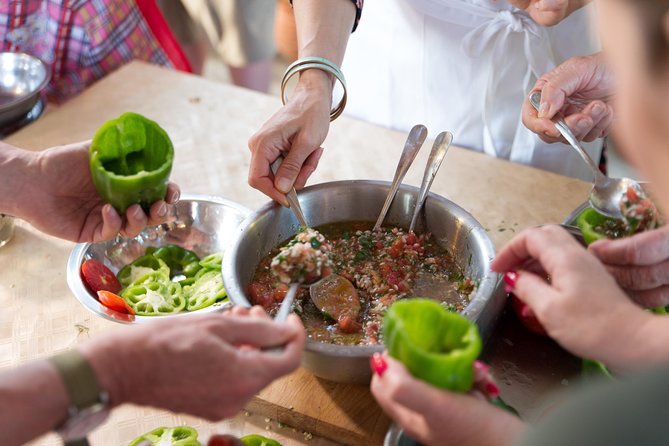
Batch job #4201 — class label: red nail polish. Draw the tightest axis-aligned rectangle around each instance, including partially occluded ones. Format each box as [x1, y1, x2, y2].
[473, 360, 490, 374]
[503, 271, 518, 293]
[370, 352, 388, 377]
[485, 382, 501, 399]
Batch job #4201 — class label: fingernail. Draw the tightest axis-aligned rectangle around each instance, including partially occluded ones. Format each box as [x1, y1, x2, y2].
[473, 360, 490, 374]
[592, 104, 605, 119]
[503, 271, 518, 293]
[172, 190, 180, 203]
[370, 352, 388, 377]
[276, 177, 292, 194]
[485, 382, 501, 399]
[538, 102, 549, 118]
[157, 202, 167, 217]
[576, 119, 590, 131]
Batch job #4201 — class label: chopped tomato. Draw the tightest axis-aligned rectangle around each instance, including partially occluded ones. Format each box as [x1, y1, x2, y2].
[247, 282, 274, 309]
[626, 186, 639, 202]
[338, 314, 362, 334]
[81, 259, 121, 294]
[375, 241, 384, 250]
[273, 283, 289, 302]
[97, 290, 135, 315]
[405, 233, 418, 246]
[388, 238, 404, 258]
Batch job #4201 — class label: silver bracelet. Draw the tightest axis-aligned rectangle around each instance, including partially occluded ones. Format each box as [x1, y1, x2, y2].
[280, 57, 347, 121]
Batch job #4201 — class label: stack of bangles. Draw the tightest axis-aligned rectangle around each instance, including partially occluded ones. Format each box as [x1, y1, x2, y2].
[280, 57, 347, 121]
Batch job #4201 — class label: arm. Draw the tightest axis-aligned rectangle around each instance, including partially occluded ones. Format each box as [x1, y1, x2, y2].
[0, 141, 180, 242]
[0, 307, 305, 445]
[248, 0, 356, 205]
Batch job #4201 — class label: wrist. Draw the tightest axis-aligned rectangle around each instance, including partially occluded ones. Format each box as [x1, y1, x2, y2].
[607, 308, 663, 373]
[0, 143, 36, 217]
[295, 69, 335, 98]
[79, 335, 134, 409]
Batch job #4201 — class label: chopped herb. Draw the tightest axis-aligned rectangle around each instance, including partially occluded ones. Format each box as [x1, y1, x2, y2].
[310, 237, 322, 249]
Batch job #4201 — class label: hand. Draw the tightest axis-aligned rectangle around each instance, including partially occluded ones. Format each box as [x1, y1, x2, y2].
[370, 355, 524, 446]
[522, 53, 614, 143]
[248, 70, 331, 205]
[492, 225, 657, 372]
[81, 306, 305, 420]
[509, 0, 591, 26]
[589, 226, 669, 309]
[7, 141, 180, 242]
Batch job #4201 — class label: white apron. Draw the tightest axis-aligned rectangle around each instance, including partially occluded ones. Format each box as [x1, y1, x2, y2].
[342, 0, 601, 180]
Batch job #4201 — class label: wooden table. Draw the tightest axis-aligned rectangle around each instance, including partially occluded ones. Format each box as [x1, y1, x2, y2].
[0, 62, 591, 446]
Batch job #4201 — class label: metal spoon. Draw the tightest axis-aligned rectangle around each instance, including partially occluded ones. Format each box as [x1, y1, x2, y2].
[409, 131, 453, 233]
[373, 124, 428, 231]
[529, 91, 640, 219]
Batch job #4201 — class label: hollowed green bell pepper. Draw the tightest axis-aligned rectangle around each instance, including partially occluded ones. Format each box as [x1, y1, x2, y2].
[117, 255, 170, 288]
[129, 426, 200, 446]
[241, 434, 283, 446]
[121, 281, 186, 316]
[383, 298, 482, 392]
[184, 270, 227, 311]
[90, 112, 173, 214]
[153, 244, 202, 277]
[575, 208, 630, 245]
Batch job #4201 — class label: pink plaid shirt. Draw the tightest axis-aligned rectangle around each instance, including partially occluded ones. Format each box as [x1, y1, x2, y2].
[0, 0, 181, 103]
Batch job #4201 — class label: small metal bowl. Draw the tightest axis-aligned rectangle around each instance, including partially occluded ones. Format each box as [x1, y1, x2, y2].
[0, 52, 50, 125]
[223, 180, 505, 384]
[67, 195, 251, 324]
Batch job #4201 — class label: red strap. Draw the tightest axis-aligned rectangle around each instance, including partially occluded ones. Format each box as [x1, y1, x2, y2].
[134, 0, 192, 73]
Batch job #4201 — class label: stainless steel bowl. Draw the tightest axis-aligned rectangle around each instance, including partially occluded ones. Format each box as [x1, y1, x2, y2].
[0, 52, 49, 125]
[223, 180, 504, 384]
[67, 194, 251, 324]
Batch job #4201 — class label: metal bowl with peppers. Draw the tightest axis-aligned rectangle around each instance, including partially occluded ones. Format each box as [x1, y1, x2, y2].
[67, 195, 251, 324]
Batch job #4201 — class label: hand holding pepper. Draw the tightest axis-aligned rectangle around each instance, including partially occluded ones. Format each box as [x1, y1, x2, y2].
[0, 141, 180, 243]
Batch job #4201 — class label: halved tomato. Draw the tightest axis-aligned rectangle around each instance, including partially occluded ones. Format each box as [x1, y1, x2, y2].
[81, 259, 121, 294]
[511, 294, 547, 337]
[97, 290, 135, 315]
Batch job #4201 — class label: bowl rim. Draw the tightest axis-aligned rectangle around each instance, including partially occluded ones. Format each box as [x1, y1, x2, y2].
[223, 179, 499, 357]
[0, 52, 51, 112]
[66, 193, 252, 324]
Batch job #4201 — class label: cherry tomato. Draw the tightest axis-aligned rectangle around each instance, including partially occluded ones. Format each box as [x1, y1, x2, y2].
[97, 290, 135, 315]
[510, 294, 547, 336]
[80, 259, 121, 294]
[207, 435, 244, 446]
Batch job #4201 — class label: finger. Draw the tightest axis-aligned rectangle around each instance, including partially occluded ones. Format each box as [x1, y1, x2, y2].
[248, 147, 289, 207]
[147, 200, 169, 225]
[97, 204, 122, 242]
[583, 104, 614, 142]
[246, 315, 306, 378]
[121, 204, 148, 238]
[250, 305, 271, 319]
[293, 147, 325, 190]
[226, 306, 251, 317]
[625, 286, 669, 309]
[562, 101, 609, 142]
[512, 269, 560, 318]
[562, 114, 594, 140]
[605, 260, 669, 291]
[207, 314, 303, 349]
[522, 95, 562, 142]
[274, 134, 321, 194]
[165, 183, 181, 204]
[589, 227, 669, 266]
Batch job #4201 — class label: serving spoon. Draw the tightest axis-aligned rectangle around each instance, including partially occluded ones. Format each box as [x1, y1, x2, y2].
[529, 91, 641, 219]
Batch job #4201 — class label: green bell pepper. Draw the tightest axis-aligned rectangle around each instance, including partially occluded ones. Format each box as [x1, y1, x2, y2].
[117, 255, 170, 288]
[121, 280, 186, 316]
[383, 298, 482, 392]
[184, 270, 227, 311]
[128, 426, 200, 446]
[153, 244, 202, 277]
[575, 207, 630, 245]
[240, 434, 283, 446]
[90, 112, 174, 214]
[199, 252, 223, 271]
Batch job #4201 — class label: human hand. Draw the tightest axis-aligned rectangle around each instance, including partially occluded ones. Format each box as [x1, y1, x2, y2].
[82, 306, 305, 420]
[7, 141, 179, 242]
[522, 53, 615, 143]
[589, 226, 669, 309]
[370, 355, 524, 446]
[492, 225, 656, 371]
[509, 0, 591, 26]
[248, 70, 331, 205]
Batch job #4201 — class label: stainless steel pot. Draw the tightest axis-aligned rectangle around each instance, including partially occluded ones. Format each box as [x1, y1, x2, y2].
[223, 180, 504, 384]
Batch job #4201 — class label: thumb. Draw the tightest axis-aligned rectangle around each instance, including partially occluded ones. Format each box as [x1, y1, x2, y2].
[274, 134, 320, 194]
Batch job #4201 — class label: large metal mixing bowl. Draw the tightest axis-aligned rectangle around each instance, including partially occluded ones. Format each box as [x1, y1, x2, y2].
[0, 52, 49, 125]
[223, 181, 504, 384]
[67, 195, 251, 324]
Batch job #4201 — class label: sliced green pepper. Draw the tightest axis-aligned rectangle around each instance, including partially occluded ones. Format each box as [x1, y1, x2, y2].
[184, 270, 227, 311]
[199, 252, 223, 271]
[153, 244, 201, 277]
[117, 255, 170, 288]
[122, 280, 186, 316]
[90, 112, 174, 214]
[383, 298, 482, 392]
[575, 208, 628, 245]
[128, 426, 200, 446]
[240, 434, 283, 446]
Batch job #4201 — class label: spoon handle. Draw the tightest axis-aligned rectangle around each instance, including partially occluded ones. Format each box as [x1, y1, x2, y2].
[373, 124, 428, 231]
[271, 157, 309, 227]
[409, 131, 453, 233]
[529, 92, 606, 184]
[274, 283, 299, 322]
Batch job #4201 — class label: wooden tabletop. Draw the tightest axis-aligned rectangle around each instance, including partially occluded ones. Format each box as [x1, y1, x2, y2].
[1, 62, 591, 446]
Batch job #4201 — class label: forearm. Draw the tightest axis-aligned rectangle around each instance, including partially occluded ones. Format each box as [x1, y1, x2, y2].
[0, 360, 69, 445]
[0, 142, 35, 218]
[604, 310, 669, 373]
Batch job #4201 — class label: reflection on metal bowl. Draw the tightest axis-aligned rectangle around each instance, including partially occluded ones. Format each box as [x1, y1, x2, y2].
[67, 195, 251, 324]
[0, 52, 50, 126]
[223, 180, 505, 384]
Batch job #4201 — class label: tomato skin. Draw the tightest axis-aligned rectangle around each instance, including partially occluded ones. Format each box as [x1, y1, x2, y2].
[511, 294, 547, 336]
[81, 259, 121, 294]
[247, 282, 273, 309]
[273, 283, 288, 302]
[338, 314, 362, 334]
[97, 290, 135, 315]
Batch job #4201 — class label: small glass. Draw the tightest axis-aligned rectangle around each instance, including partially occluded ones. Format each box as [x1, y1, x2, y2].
[0, 214, 15, 248]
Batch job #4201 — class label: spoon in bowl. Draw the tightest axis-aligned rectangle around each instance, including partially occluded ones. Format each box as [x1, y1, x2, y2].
[529, 91, 641, 219]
